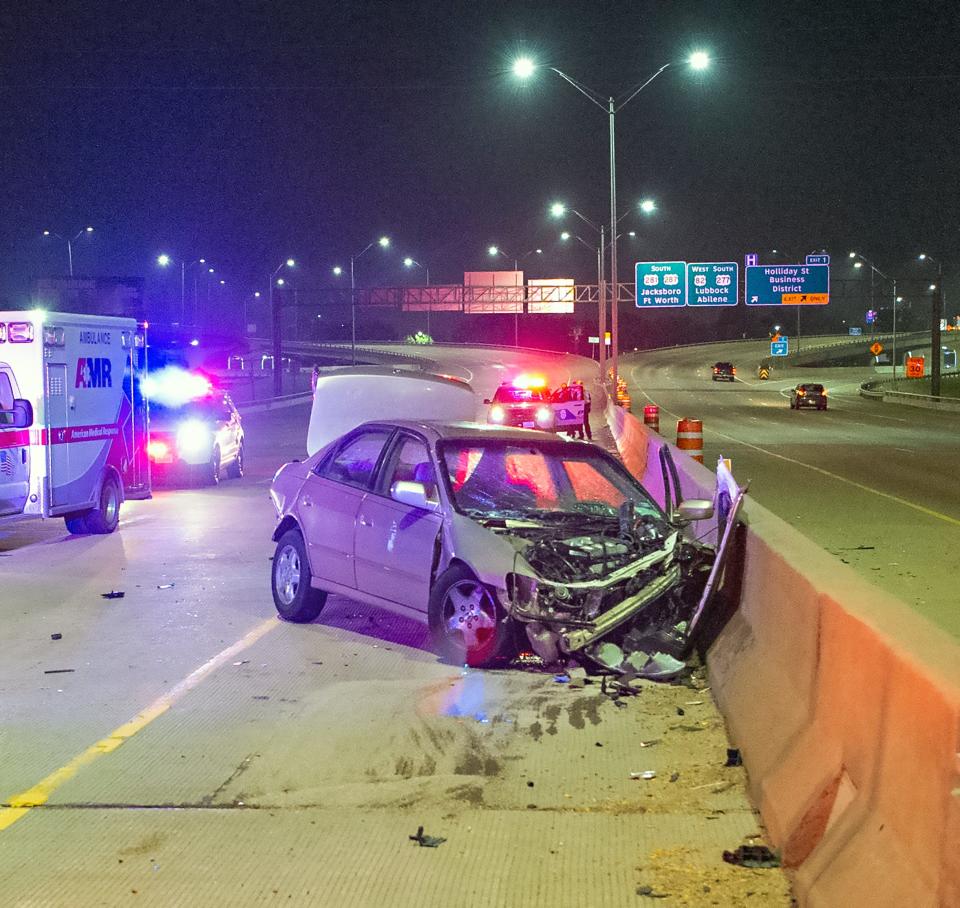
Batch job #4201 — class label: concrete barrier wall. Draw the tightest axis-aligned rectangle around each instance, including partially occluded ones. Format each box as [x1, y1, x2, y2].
[605, 400, 960, 906]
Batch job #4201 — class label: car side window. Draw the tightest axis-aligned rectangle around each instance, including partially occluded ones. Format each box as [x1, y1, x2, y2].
[321, 428, 393, 489]
[382, 436, 436, 499]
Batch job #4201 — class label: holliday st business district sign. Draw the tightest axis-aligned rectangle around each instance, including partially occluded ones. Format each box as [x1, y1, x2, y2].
[635, 254, 830, 308]
[635, 261, 738, 308]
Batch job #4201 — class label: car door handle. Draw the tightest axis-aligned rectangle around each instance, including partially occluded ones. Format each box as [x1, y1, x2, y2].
[301, 496, 313, 508]
[359, 516, 371, 527]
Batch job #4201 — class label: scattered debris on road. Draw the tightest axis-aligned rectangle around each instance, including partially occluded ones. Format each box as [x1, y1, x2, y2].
[722, 845, 781, 869]
[724, 748, 743, 767]
[157, 583, 175, 589]
[101, 590, 125, 600]
[43, 668, 75, 674]
[636, 884, 669, 899]
[50, 633, 62, 640]
[409, 825, 446, 848]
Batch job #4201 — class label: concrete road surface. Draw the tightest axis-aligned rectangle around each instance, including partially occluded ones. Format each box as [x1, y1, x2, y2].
[0, 350, 791, 906]
[621, 338, 960, 637]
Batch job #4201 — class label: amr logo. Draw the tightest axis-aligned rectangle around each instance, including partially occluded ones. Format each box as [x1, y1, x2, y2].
[75, 357, 113, 389]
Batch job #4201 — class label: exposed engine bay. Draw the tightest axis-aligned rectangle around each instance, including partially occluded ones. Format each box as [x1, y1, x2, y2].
[491, 491, 743, 679]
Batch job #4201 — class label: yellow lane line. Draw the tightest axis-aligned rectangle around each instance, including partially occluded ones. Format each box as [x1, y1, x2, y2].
[0, 617, 279, 832]
[628, 375, 960, 529]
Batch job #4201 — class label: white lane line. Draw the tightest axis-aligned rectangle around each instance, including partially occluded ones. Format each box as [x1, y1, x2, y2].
[629, 386, 960, 528]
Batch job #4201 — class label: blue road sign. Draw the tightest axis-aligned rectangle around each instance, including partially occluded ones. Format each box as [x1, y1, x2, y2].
[849, 327, 863, 336]
[806, 254, 830, 265]
[745, 253, 758, 268]
[746, 264, 830, 305]
[687, 262, 738, 306]
[771, 339, 789, 356]
[635, 261, 687, 308]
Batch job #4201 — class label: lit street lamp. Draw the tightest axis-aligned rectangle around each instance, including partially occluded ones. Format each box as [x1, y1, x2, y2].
[514, 51, 709, 386]
[269, 258, 296, 396]
[43, 226, 94, 277]
[350, 237, 390, 364]
[157, 254, 208, 325]
[850, 251, 898, 378]
[488, 245, 542, 346]
[403, 257, 432, 335]
[918, 253, 945, 395]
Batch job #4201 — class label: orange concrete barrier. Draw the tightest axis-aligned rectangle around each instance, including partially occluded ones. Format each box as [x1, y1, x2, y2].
[603, 399, 960, 905]
[643, 404, 660, 433]
[675, 417, 704, 463]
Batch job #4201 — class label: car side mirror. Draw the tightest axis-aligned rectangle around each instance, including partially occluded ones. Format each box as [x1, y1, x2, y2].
[483, 398, 491, 405]
[390, 480, 439, 511]
[676, 499, 714, 522]
[2, 398, 34, 429]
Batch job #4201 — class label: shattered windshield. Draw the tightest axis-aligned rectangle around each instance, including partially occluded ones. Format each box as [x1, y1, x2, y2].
[438, 440, 665, 523]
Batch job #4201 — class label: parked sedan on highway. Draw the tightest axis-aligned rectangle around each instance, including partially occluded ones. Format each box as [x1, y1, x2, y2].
[790, 383, 828, 410]
[269, 421, 716, 670]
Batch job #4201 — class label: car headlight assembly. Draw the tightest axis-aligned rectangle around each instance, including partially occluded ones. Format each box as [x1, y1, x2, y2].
[535, 405, 553, 426]
[176, 419, 213, 457]
[490, 405, 506, 423]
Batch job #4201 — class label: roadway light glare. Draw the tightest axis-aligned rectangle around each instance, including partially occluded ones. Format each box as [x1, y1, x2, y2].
[276, 278, 285, 286]
[286, 258, 295, 267]
[403, 257, 414, 267]
[208, 267, 215, 274]
[854, 261, 863, 268]
[219, 279, 226, 285]
[929, 284, 937, 291]
[688, 51, 710, 70]
[639, 198, 656, 214]
[43, 230, 51, 236]
[489, 245, 499, 256]
[849, 251, 857, 258]
[513, 57, 535, 79]
[254, 291, 261, 298]
[332, 265, 343, 276]
[628, 231, 637, 237]
[157, 254, 171, 267]
[378, 236, 390, 248]
[84, 226, 94, 233]
[560, 232, 570, 241]
[550, 202, 566, 218]
[919, 253, 928, 260]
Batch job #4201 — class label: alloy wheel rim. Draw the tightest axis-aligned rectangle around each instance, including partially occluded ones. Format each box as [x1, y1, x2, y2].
[442, 580, 496, 651]
[275, 545, 301, 605]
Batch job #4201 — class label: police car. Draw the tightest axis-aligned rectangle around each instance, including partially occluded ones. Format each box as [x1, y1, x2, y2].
[145, 368, 244, 485]
[484, 376, 555, 430]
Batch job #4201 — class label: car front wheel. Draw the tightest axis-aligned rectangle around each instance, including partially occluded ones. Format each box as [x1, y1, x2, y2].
[428, 564, 516, 667]
[272, 529, 327, 623]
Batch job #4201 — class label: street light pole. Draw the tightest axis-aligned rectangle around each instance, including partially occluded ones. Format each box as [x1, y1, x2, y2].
[43, 227, 94, 278]
[270, 258, 296, 396]
[919, 254, 944, 396]
[350, 237, 390, 365]
[515, 53, 708, 390]
[851, 252, 897, 378]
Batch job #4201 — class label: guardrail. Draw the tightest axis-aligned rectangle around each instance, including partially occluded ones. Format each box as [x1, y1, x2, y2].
[604, 399, 960, 906]
[859, 373, 960, 411]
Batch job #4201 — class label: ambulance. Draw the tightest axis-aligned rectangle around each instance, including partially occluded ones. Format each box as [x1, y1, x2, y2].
[0, 310, 150, 534]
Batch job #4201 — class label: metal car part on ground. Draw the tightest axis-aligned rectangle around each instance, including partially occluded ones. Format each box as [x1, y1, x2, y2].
[269, 421, 740, 676]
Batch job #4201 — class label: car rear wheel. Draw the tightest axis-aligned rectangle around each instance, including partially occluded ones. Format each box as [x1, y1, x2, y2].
[271, 529, 327, 623]
[428, 564, 516, 668]
[228, 441, 244, 479]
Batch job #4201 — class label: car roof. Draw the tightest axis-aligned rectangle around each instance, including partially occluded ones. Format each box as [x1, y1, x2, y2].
[353, 419, 565, 444]
[798, 382, 824, 389]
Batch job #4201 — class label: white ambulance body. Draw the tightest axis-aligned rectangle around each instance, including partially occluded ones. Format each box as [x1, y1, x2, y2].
[0, 311, 150, 534]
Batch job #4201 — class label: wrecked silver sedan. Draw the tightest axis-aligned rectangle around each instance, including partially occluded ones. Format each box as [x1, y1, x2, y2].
[269, 421, 716, 669]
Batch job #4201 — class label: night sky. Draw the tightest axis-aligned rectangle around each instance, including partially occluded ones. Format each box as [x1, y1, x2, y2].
[1, 0, 957, 333]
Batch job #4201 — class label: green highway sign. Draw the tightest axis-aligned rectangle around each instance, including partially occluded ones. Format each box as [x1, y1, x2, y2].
[636, 261, 687, 307]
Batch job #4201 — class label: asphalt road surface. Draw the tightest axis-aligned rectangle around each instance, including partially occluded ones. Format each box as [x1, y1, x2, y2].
[0, 348, 791, 906]
[621, 338, 960, 638]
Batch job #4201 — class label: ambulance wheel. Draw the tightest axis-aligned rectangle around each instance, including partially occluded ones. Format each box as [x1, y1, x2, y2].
[64, 513, 89, 535]
[82, 474, 122, 535]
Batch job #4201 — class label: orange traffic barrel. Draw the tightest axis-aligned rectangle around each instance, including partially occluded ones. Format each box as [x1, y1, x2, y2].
[676, 418, 704, 463]
[643, 404, 660, 433]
